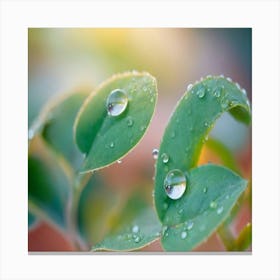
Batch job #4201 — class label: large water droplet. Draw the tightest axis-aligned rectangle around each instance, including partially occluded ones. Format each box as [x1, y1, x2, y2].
[132, 225, 139, 233]
[164, 169, 187, 200]
[161, 153, 169, 163]
[217, 206, 224, 215]
[152, 148, 159, 159]
[106, 89, 128, 116]
[127, 117, 134, 127]
[181, 231, 187, 239]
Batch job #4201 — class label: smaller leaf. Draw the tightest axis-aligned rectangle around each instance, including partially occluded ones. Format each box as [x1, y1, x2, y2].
[74, 71, 158, 172]
[29, 90, 90, 170]
[92, 194, 161, 251]
[160, 164, 248, 251]
[28, 137, 72, 230]
[235, 223, 252, 251]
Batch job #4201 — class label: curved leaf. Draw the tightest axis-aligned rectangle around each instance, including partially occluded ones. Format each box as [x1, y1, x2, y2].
[155, 76, 250, 222]
[28, 137, 72, 230]
[154, 76, 251, 251]
[92, 193, 161, 251]
[160, 164, 247, 251]
[29, 90, 90, 170]
[74, 71, 157, 172]
[77, 174, 120, 245]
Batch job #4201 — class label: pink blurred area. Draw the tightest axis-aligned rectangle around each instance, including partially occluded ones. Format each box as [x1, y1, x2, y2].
[29, 28, 251, 252]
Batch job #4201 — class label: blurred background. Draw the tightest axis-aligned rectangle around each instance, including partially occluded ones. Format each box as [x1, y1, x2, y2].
[28, 28, 252, 252]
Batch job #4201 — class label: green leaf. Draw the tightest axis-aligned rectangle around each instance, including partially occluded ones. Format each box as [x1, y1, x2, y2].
[74, 71, 157, 172]
[28, 211, 39, 230]
[77, 174, 120, 245]
[92, 194, 161, 251]
[154, 76, 251, 251]
[160, 164, 247, 251]
[235, 223, 252, 251]
[30, 90, 90, 170]
[28, 137, 72, 230]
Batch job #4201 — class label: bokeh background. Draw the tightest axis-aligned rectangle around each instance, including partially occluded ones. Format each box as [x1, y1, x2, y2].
[28, 28, 252, 252]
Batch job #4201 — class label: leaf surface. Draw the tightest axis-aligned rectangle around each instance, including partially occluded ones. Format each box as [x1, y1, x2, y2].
[74, 72, 157, 172]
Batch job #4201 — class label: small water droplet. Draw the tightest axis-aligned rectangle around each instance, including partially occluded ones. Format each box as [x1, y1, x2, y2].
[206, 75, 212, 79]
[132, 225, 139, 233]
[163, 202, 168, 210]
[110, 142, 115, 148]
[161, 153, 169, 163]
[187, 109, 192, 116]
[134, 236, 141, 243]
[225, 194, 229, 200]
[187, 221, 194, 230]
[117, 159, 122, 164]
[203, 187, 207, 193]
[226, 77, 232, 82]
[219, 74, 225, 78]
[164, 169, 187, 200]
[187, 84, 193, 91]
[204, 122, 209, 127]
[150, 97, 154, 103]
[213, 87, 222, 97]
[210, 201, 217, 209]
[127, 117, 134, 127]
[178, 208, 183, 214]
[242, 88, 247, 95]
[152, 148, 159, 159]
[140, 125, 146, 131]
[155, 232, 160, 237]
[181, 231, 187, 239]
[217, 206, 224, 215]
[171, 131, 176, 139]
[106, 89, 128, 116]
[205, 135, 209, 141]
[197, 87, 206, 98]
[236, 83, 241, 90]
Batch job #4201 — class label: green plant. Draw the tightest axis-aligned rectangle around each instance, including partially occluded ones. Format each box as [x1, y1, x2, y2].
[28, 71, 251, 252]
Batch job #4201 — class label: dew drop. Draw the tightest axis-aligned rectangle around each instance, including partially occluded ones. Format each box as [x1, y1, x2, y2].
[187, 84, 193, 91]
[203, 187, 207, 193]
[106, 89, 128, 116]
[127, 117, 134, 127]
[117, 159, 122, 164]
[163, 202, 168, 210]
[225, 194, 229, 200]
[132, 225, 139, 233]
[236, 83, 241, 90]
[210, 201, 217, 209]
[206, 75, 212, 79]
[197, 87, 206, 98]
[242, 88, 247, 95]
[178, 208, 183, 214]
[161, 153, 169, 163]
[171, 131, 176, 139]
[187, 221, 194, 230]
[213, 87, 221, 97]
[204, 122, 209, 127]
[181, 231, 187, 239]
[226, 77, 232, 82]
[110, 142, 115, 148]
[134, 236, 141, 243]
[164, 169, 187, 200]
[152, 148, 159, 159]
[219, 74, 225, 78]
[217, 206, 224, 215]
[140, 125, 146, 131]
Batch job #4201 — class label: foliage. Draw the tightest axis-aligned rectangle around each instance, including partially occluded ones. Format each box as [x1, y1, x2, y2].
[28, 72, 251, 252]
